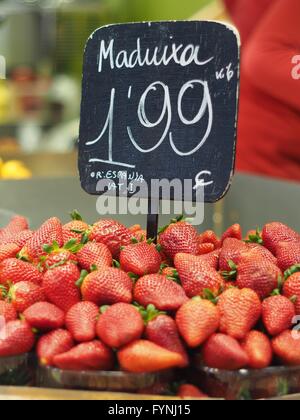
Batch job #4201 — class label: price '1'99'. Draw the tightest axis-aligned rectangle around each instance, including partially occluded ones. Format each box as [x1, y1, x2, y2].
[86, 80, 213, 168]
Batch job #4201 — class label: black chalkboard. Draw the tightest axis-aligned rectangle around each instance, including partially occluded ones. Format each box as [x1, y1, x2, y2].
[79, 21, 240, 203]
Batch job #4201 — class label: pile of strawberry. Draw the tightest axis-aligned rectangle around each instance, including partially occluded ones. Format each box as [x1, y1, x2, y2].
[0, 212, 300, 379]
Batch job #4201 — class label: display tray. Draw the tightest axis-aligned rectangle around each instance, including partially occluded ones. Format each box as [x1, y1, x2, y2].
[37, 366, 175, 393]
[192, 364, 300, 400]
[0, 354, 34, 386]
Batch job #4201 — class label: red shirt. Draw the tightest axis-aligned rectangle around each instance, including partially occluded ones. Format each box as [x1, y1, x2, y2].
[225, 0, 300, 182]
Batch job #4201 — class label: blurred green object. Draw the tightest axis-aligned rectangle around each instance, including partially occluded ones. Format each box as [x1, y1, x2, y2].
[105, 0, 213, 22]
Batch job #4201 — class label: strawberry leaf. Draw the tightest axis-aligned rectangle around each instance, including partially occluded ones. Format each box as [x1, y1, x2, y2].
[128, 272, 139, 282]
[113, 260, 121, 269]
[70, 210, 83, 221]
[284, 264, 300, 280]
[64, 239, 77, 250]
[203, 289, 218, 304]
[43, 244, 54, 254]
[156, 244, 162, 252]
[75, 270, 88, 288]
[245, 228, 264, 245]
[100, 305, 110, 314]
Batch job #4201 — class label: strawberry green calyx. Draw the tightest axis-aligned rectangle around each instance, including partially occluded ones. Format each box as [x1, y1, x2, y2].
[100, 305, 110, 314]
[0, 285, 8, 299]
[167, 271, 181, 285]
[90, 265, 98, 272]
[131, 237, 139, 244]
[133, 303, 165, 324]
[17, 253, 30, 262]
[43, 240, 83, 256]
[158, 214, 186, 235]
[284, 264, 300, 280]
[290, 295, 298, 304]
[202, 289, 219, 305]
[245, 228, 264, 245]
[156, 244, 162, 253]
[159, 263, 168, 273]
[76, 270, 89, 288]
[221, 260, 237, 281]
[128, 272, 139, 282]
[113, 260, 121, 269]
[70, 210, 83, 221]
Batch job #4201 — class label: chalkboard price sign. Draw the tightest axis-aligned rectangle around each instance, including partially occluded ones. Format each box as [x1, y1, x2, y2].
[79, 21, 240, 203]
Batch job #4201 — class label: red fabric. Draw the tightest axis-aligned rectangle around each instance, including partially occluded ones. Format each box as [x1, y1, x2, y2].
[224, 0, 274, 44]
[226, 0, 300, 182]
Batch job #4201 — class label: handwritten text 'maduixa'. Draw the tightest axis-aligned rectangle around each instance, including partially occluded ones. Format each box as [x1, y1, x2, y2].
[98, 38, 214, 73]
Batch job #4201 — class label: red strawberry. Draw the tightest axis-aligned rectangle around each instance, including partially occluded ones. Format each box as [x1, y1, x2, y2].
[174, 253, 224, 298]
[0, 230, 33, 248]
[53, 340, 114, 371]
[41, 240, 79, 270]
[198, 243, 215, 256]
[236, 255, 281, 299]
[97, 303, 144, 348]
[247, 243, 277, 266]
[245, 229, 258, 241]
[198, 230, 221, 249]
[0, 258, 43, 286]
[20, 217, 63, 261]
[0, 216, 28, 242]
[160, 266, 179, 281]
[118, 340, 183, 373]
[202, 334, 249, 370]
[221, 224, 242, 243]
[199, 249, 220, 270]
[133, 230, 147, 242]
[0, 244, 20, 262]
[0, 301, 17, 322]
[24, 302, 65, 331]
[8, 281, 45, 313]
[134, 274, 188, 311]
[176, 298, 220, 348]
[129, 224, 142, 234]
[80, 268, 133, 306]
[262, 295, 296, 336]
[65, 302, 99, 342]
[0, 320, 35, 357]
[76, 242, 112, 271]
[283, 272, 300, 314]
[129, 224, 146, 241]
[276, 242, 300, 272]
[241, 331, 273, 369]
[262, 222, 300, 254]
[272, 330, 300, 366]
[178, 384, 208, 399]
[89, 219, 133, 258]
[159, 219, 199, 260]
[219, 238, 249, 271]
[12, 230, 34, 247]
[37, 329, 74, 366]
[43, 264, 81, 312]
[217, 288, 262, 340]
[120, 242, 161, 276]
[145, 314, 189, 367]
[62, 221, 89, 245]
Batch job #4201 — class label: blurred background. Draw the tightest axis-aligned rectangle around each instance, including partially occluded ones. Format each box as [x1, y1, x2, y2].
[0, 0, 213, 178]
[0, 0, 299, 232]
